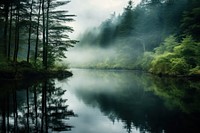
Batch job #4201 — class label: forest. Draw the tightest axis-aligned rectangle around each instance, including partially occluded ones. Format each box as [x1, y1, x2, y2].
[76, 0, 200, 76]
[0, 0, 200, 77]
[0, 0, 77, 79]
[0, 1, 200, 132]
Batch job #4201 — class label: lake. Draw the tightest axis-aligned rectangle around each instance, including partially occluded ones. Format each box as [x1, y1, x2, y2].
[0, 69, 200, 133]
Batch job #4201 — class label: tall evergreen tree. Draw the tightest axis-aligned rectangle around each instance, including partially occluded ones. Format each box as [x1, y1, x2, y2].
[0, 0, 76, 69]
[44, 0, 77, 68]
[42, 0, 47, 69]
[34, 0, 42, 63]
[8, 2, 13, 60]
[13, 0, 20, 62]
[27, 0, 34, 63]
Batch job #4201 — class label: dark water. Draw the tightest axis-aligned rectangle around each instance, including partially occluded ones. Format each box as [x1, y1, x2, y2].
[0, 69, 200, 133]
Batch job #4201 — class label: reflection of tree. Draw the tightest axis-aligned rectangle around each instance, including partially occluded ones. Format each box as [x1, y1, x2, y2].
[0, 91, 6, 133]
[149, 77, 200, 113]
[73, 70, 200, 133]
[0, 79, 75, 132]
[45, 79, 76, 132]
[0, 81, 20, 132]
[123, 120, 132, 133]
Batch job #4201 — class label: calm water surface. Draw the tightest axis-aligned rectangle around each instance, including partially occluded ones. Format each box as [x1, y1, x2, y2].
[0, 69, 200, 133]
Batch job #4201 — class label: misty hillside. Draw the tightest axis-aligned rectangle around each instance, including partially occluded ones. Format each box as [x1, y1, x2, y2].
[69, 0, 200, 76]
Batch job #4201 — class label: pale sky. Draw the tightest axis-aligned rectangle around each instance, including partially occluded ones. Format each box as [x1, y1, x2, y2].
[64, 0, 141, 38]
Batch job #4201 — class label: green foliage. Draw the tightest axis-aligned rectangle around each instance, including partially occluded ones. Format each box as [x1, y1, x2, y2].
[149, 76, 200, 113]
[52, 62, 69, 71]
[46, 1, 77, 68]
[154, 35, 179, 54]
[150, 52, 176, 75]
[32, 60, 43, 70]
[150, 35, 200, 76]
[0, 61, 12, 71]
[170, 58, 190, 75]
[174, 36, 200, 67]
[189, 66, 200, 75]
[136, 52, 154, 70]
[0, 0, 76, 72]
[75, 0, 200, 77]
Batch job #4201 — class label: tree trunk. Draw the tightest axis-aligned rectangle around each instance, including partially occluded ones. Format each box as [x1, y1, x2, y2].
[27, 0, 34, 63]
[26, 87, 30, 132]
[42, 0, 47, 69]
[35, 0, 42, 64]
[3, 3, 9, 59]
[13, 1, 20, 63]
[1, 97, 6, 133]
[8, 3, 13, 60]
[6, 92, 10, 132]
[34, 85, 38, 132]
[13, 88, 18, 132]
[45, 0, 50, 69]
[41, 81, 47, 132]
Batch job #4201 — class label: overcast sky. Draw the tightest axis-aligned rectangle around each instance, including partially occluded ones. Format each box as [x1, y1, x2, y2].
[64, 0, 141, 38]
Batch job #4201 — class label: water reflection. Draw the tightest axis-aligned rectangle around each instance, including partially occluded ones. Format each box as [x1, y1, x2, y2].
[65, 69, 200, 133]
[0, 79, 75, 133]
[1, 70, 200, 133]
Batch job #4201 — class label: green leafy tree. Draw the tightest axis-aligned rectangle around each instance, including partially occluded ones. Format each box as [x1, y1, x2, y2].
[174, 36, 200, 67]
[150, 36, 200, 75]
[154, 35, 179, 54]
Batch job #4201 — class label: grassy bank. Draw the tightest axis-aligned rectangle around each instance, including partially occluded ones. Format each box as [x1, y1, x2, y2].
[0, 61, 72, 80]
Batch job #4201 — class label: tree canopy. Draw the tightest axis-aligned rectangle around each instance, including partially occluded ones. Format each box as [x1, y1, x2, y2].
[76, 0, 200, 76]
[0, 0, 77, 70]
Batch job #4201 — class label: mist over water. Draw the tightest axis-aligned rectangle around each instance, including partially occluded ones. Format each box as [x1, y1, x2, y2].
[66, 47, 117, 68]
[65, 0, 189, 69]
[0, 0, 199, 132]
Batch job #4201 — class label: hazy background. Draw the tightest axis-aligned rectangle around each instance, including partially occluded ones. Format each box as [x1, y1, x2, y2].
[66, 0, 141, 38]
[63, 0, 195, 71]
[63, 0, 142, 67]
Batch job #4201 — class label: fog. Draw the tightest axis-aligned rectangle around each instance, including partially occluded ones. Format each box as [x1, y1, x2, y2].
[65, 38, 143, 69]
[66, 47, 117, 68]
[65, 0, 189, 69]
[66, 0, 142, 38]
[65, 0, 142, 68]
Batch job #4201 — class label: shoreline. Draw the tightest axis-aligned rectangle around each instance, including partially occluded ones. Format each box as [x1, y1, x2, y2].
[69, 67, 200, 79]
[1, 66, 200, 80]
[0, 68, 73, 80]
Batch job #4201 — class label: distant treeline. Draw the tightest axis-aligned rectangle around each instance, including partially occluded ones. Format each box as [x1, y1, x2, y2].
[0, 0, 77, 69]
[78, 0, 200, 76]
